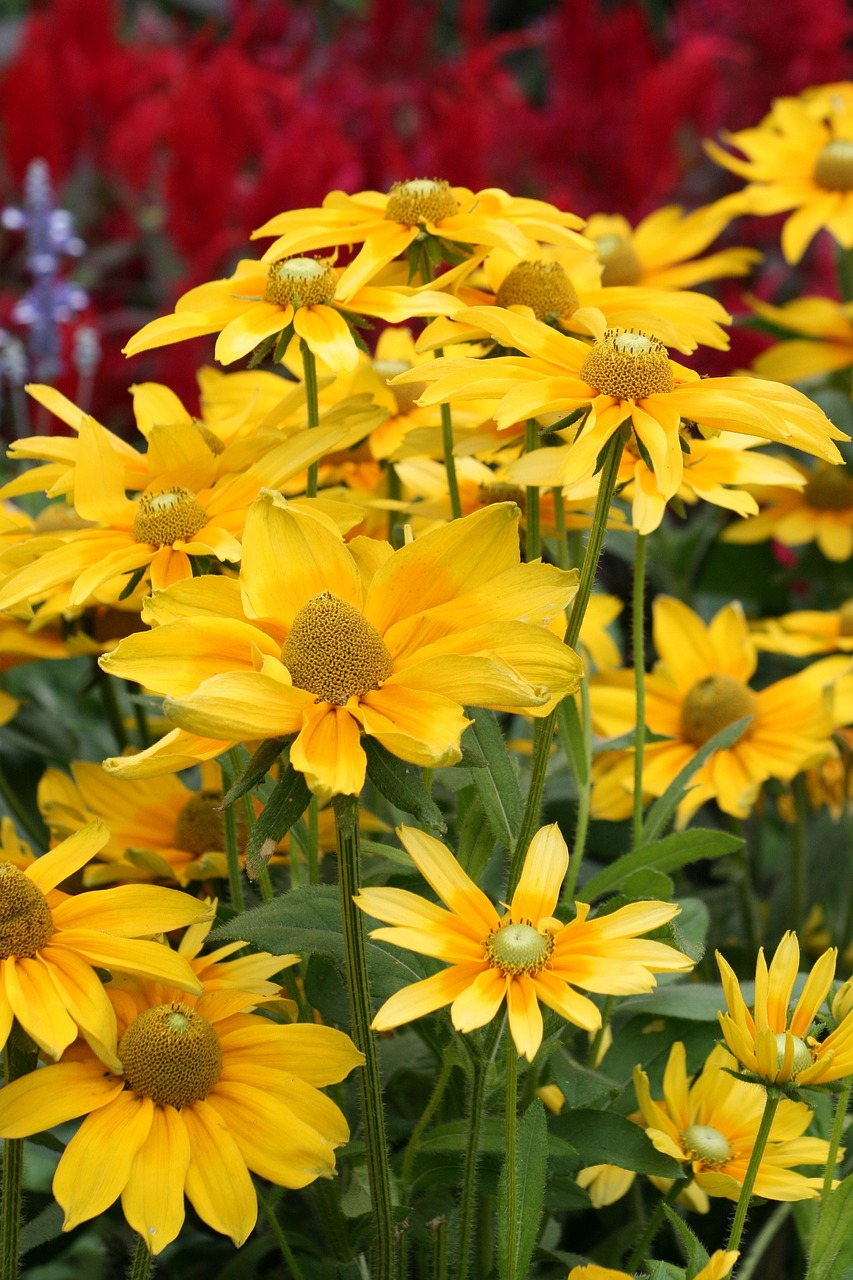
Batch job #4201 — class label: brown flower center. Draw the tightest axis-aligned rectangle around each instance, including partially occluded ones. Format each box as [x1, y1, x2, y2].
[680, 674, 758, 746]
[119, 1002, 222, 1108]
[495, 261, 579, 321]
[803, 465, 853, 511]
[476, 483, 527, 514]
[580, 329, 674, 400]
[132, 488, 209, 547]
[263, 256, 338, 308]
[681, 1123, 731, 1167]
[595, 233, 642, 287]
[838, 599, 853, 637]
[485, 921, 555, 976]
[384, 179, 458, 227]
[813, 139, 853, 192]
[282, 591, 393, 705]
[173, 790, 244, 856]
[0, 865, 54, 959]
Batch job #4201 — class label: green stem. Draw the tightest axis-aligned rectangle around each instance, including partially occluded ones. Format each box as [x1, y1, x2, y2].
[562, 678, 592, 904]
[624, 1173, 688, 1273]
[431, 1216, 449, 1280]
[227, 749, 271, 903]
[632, 532, 648, 849]
[301, 341, 320, 499]
[220, 754, 245, 913]
[436, 348, 462, 520]
[456, 1021, 503, 1280]
[257, 1185, 307, 1280]
[128, 1236, 153, 1280]
[307, 796, 320, 886]
[132, 691, 152, 750]
[552, 487, 569, 570]
[401, 1061, 453, 1187]
[505, 1039, 519, 1280]
[791, 775, 807, 933]
[387, 462, 402, 547]
[821, 1077, 851, 1204]
[507, 432, 625, 892]
[332, 795, 394, 1280]
[524, 420, 541, 561]
[735, 1202, 792, 1280]
[727, 1089, 781, 1254]
[96, 662, 128, 753]
[1, 1026, 38, 1280]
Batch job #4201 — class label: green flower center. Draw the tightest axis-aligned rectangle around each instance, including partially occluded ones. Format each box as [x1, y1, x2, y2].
[495, 261, 579, 321]
[263, 256, 338, 308]
[803, 464, 853, 511]
[814, 139, 853, 192]
[132, 487, 209, 547]
[680, 674, 758, 746]
[282, 591, 393, 706]
[485, 921, 554, 976]
[681, 1123, 731, 1167]
[119, 1002, 222, 1109]
[384, 179, 458, 227]
[579, 329, 674, 400]
[173, 790, 244, 857]
[775, 1032, 813, 1075]
[595, 233, 642, 287]
[0, 865, 54, 959]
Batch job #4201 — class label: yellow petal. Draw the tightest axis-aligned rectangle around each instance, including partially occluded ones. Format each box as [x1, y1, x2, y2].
[293, 304, 360, 372]
[207, 1081, 339, 1187]
[371, 964, 485, 1030]
[4, 955, 78, 1059]
[450, 966, 508, 1033]
[54, 933, 202, 994]
[395, 826, 498, 933]
[356, 683, 469, 768]
[506, 973, 544, 1061]
[511, 824, 568, 925]
[0, 1060, 123, 1138]
[182, 1099, 257, 1246]
[100, 617, 280, 697]
[56, 1092, 154, 1232]
[216, 1022, 363, 1085]
[52, 885, 212, 936]
[25, 820, 109, 893]
[37, 946, 119, 1068]
[164, 669, 311, 741]
[290, 702, 366, 800]
[214, 303, 291, 366]
[121, 1104, 190, 1255]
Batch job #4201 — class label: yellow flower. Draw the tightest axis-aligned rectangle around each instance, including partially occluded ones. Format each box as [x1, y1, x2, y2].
[590, 598, 837, 824]
[718, 931, 853, 1085]
[99, 497, 582, 797]
[355, 823, 691, 1061]
[635, 1043, 832, 1202]
[752, 603, 853, 656]
[568, 1249, 739, 1280]
[583, 202, 760, 290]
[123, 254, 463, 373]
[723, 460, 853, 562]
[0, 820, 210, 1064]
[399, 309, 847, 503]
[749, 295, 853, 385]
[706, 83, 853, 262]
[251, 181, 588, 299]
[0, 981, 363, 1253]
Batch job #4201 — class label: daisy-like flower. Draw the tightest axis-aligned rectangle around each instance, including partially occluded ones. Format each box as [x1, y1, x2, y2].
[724, 460, 853, 562]
[749, 295, 853, 386]
[251, 181, 589, 300]
[583, 202, 760, 290]
[397, 308, 847, 502]
[589, 597, 837, 824]
[0, 820, 210, 1065]
[355, 823, 692, 1062]
[707, 83, 853, 263]
[0, 980, 363, 1253]
[123, 253, 464, 373]
[717, 931, 853, 1086]
[567, 1252, 739, 1280]
[752, 602, 853, 656]
[98, 496, 583, 797]
[634, 1043, 832, 1202]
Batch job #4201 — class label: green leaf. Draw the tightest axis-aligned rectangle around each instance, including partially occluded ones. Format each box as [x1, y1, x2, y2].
[663, 1205, 710, 1271]
[498, 1101, 548, 1280]
[577, 829, 742, 903]
[456, 793, 497, 879]
[246, 759, 312, 862]
[551, 1110, 685, 1178]
[557, 695, 589, 786]
[646, 1264, 687, 1280]
[223, 736, 290, 806]
[466, 708, 523, 849]
[548, 1047, 622, 1110]
[617, 983, 725, 1022]
[806, 1172, 853, 1280]
[364, 737, 445, 832]
[641, 717, 753, 842]
[592, 727, 675, 754]
[619, 868, 674, 899]
[20, 1202, 64, 1255]
[118, 563, 147, 600]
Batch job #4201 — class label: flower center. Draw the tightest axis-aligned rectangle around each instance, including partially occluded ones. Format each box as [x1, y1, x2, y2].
[119, 1002, 222, 1108]
[803, 464, 853, 511]
[132, 487, 209, 547]
[0, 865, 54, 959]
[775, 1032, 814, 1075]
[813, 139, 853, 192]
[263, 256, 338, 308]
[282, 591, 394, 706]
[579, 329, 675, 400]
[173, 790, 244, 856]
[680, 674, 758, 746]
[681, 1123, 731, 1167]
[476, 483, 527, 514]
[495, 261, 579, 321]
[485, 921, 555, 976]
[839, 599, 853, 637]
[595, 233, 642, 287]
[384, 179, 458, 227]
[374, 358, 425, 416]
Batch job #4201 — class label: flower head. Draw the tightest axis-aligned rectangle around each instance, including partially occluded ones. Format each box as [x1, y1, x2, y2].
[567, 1249, 739, 1280]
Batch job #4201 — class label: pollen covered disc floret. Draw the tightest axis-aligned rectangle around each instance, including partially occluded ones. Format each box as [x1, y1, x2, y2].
[0, 865, 54, 959]
[594, 233, 642, 287]
[132, 487, 209, 547]
[119, 1001, 223, 1109]
[495, 260, 579, 320]
[485, 921, 554, 976]
[263, 256, 338, 308]
[681, 1123, 732, 1167]
[579, 328, 675, 400]
[282, 590, 393, 706]
[813, 139, 853, 193]
[680, 674, 759, 746]
[384, 178, 459, 227]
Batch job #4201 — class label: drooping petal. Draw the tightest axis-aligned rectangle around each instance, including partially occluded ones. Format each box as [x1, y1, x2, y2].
[121, 1104, 191, 1255]
[38, 946, 120, 1067]
[207, 1080, 340, 1186]
[356, 683, 469, 768]
[214, 303, 292, 366]
[182, 1099, 258, 1246]
[55, 1093, 154, 1232]
[290, 702, 366, 800]
[0, 1060, 124, 1138]
[163, 669, 312, 742]
[293, 304, 360, 372]
[54, 932, 201, 993]
[450, 966, 508, 1033]
[4, 955, 78, 1059]
[99, 617, 280, 697]
[506, 974, 544, 1061]
[371, 964, 485, 1030]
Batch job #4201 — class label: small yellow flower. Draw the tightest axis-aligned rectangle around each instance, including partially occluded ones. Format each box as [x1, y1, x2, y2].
[749, 295, 853, 385]
[567, 1249, 739, 1280]
[724, 460, 853, 562]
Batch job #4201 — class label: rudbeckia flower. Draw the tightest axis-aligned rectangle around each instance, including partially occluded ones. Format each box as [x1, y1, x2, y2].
[749, 295, 853, 386]
[99, 497, 581, 795]
[251, 181, 588, 299]
[752, 602, 853, 656]
[717, 931, 853, 1085]
[589, 597, 837, 824]
[397, 309, 847, 502]
[706, 83, 853, 263]
[634, 1043, 832, 1201]
[355, 823, 692, 1062]
[567, 1252, 739, 1280]
[0, 820, 210, 1065]
[723, 460, 853, 562]
[0, 981, 363, 1253]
